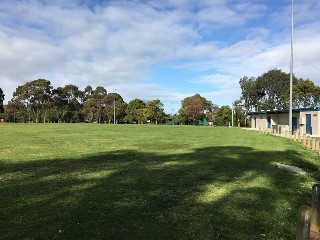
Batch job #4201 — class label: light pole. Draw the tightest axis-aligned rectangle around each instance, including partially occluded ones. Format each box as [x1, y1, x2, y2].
[231, 103, 234, 127]
[113, 89, 117, 124]
[289, 0, 294, 134]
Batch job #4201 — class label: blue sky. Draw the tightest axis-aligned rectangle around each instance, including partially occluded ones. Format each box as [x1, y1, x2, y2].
[1, 0, 320, 113]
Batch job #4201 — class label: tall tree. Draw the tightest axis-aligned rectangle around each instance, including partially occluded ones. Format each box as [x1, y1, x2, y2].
[4, 99, 28, 122]
[81, 98, 100, 122]
[145, 99, 165, 124]
[239, 76, 258, 113]
[103, 93, 127, 123]
[125, 99, 145, 123]
[238, 69, 301, 111]
[255, 69, 298, 110]
[61, 85, 82, 122]
[81, 86, 107, 123]
[0, 88, 4, 113]
[214, 105, 232, 126]
[12, 79, 53, 123]
[51, 87, 66, 122]
[293, 79, 320, 108]
[179, 94, 212, 125]
[81, 85, 93, 103]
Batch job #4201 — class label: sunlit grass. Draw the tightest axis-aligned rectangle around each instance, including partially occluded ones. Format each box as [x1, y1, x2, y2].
[0, 123, 319, 239]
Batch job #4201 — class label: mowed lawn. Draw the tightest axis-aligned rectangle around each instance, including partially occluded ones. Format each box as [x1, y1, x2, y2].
[1, 124, 320, 240]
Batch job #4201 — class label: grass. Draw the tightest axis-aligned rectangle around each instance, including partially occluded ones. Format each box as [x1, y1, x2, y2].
[0, 124, 320, 239]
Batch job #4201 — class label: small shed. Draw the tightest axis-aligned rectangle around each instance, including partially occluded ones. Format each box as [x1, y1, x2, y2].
[197, 118, 208, 126]
[167, 118, 175, 125]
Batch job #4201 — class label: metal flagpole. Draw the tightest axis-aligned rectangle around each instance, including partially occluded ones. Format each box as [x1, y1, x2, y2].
[113, 89, 117, 124]
[289, 0, 294, 134]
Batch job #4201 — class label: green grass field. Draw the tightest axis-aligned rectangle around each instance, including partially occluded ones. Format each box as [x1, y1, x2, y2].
[1, 124, 319, 239]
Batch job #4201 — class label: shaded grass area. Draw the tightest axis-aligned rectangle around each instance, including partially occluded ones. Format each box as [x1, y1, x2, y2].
[0, 124, 320, 239]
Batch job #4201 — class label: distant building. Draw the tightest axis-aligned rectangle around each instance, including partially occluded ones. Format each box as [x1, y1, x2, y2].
[248, 107, 320, 137]
[197, 118, 208, 126]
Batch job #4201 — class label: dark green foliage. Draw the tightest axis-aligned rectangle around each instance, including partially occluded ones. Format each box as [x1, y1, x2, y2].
[12, 79, 53, 122]
[145, 99, 165, 124]
[124, 99, 146, 123]
[4, 80, 167, 124]
[179, 94, 215, 125]
[238, 69, 320, 111]
[214, 105, 232, 126]
[103, 93, 127, 123]
[293, 79, 320, 108]
[81, 86, 108, 123]
[51, 85, 82, 123]
[255, 69, 296, 110]
[0, 88, 4, 113]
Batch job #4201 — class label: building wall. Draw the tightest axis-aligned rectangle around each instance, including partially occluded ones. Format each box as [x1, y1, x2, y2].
[298, 111, 320, 136]
[250, 111, 319, 136]
[251, 114, 267, 129]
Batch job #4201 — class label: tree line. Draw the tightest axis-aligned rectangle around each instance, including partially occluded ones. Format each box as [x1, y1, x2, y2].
[238, 69, 320, 112]
[1, 69, 319, 126]
[0, 79, 166, 124]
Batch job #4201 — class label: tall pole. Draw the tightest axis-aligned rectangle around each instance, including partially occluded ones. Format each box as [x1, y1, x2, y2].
[231, 103, 234, 127]
[289, 0, 294, 134]
[113, 89, 117, 124]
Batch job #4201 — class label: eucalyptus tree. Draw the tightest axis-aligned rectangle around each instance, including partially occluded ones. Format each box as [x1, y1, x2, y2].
[12, 79, 53, 123]
[124, 99, 146, 123]
[81, 86, 107, 123]
[214, 105, 232, 126]
[293, 79, 320, 108]
[4, 99, 28, 122]
[145, 99, 165, 124]
[255, 69, 298, 110]
[238, 69, 320, 111]
[82, 85, 93, 102]
[0, 88, 4, 113]
[60, 85, 82, 122]
[239, 76, 258, 112]
[102, 93, 127, 123]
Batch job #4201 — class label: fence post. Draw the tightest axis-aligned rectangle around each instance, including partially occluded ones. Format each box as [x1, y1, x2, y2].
[306, 136, 310, 149]
[307, 137, 312, 150]
[296, 205, 312, 240]
[298, 133, 301, 144]
[311, 138, 316, 151]
[311, 184, 320, 232]
[316, 140, 320, 154]
[303, 134, 307, 147]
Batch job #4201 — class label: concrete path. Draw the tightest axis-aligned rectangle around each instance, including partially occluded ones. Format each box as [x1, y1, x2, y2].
[276, 163, 307, 175]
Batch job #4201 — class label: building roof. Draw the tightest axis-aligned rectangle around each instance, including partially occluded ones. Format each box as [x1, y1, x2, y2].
[247, 107, 320, 115]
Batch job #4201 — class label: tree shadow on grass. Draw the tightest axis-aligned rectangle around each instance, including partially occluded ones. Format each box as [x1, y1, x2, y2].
[0, 146, 318, 240]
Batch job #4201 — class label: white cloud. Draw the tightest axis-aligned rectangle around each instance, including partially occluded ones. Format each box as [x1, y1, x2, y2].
[0, 0, 319, 114]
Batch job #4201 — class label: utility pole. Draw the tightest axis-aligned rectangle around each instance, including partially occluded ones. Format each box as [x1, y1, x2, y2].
[231, 103, 234, 127]
[289, 0, 294, 134]
[113, 89, 117, 124]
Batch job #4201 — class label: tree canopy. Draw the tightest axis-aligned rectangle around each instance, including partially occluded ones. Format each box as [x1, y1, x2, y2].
[238, 69, 320, 111]
[293, 79, 320, 108]
[4, 80, 165, 124]
[0, 88, 4, 113]
[179, 94, 214, 125]
[214, 105, 232, 126]
[3, 70, 320, 125]
[12, 79, 53, 123]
